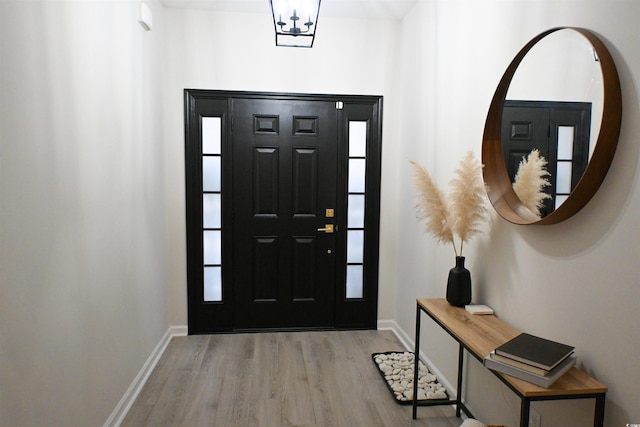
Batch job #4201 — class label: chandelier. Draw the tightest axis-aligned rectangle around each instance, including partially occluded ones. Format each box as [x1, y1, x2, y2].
[269, 0, 321, 48]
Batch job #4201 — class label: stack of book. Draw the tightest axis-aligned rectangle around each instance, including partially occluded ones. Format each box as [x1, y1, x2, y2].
[483, 333, 576, 388]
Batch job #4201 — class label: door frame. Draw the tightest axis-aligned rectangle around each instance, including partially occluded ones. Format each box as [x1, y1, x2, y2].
[184, 90, 383, 333]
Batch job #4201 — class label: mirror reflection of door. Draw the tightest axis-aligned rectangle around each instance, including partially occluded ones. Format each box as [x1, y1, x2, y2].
[184, 90, 383, 333]
[502, 100, 591, 217]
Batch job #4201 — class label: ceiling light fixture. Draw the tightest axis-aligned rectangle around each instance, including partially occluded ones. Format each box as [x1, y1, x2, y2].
[269, 0, 321, 48]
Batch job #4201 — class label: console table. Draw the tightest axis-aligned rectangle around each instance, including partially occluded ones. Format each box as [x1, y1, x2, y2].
[412, 298, 607, 427]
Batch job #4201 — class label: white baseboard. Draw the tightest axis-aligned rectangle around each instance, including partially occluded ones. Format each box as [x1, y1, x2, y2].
[103, 325, 188, 427]
[377, 319, 414, 351]
[170, 325, 188, 337]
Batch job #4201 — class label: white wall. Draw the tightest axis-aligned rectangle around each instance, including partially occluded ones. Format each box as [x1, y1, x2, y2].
[163, 7, 404, 325]
[1, 1, 638, 426]
[0, 1, 168, 425]
[396, 1, 640, 427]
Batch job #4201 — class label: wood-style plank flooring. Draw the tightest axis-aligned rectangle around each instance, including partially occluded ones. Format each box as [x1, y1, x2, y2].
[121, 330, 462, 427]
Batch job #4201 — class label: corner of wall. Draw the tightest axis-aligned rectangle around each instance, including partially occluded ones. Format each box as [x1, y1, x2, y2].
[103, 326, 188, 427]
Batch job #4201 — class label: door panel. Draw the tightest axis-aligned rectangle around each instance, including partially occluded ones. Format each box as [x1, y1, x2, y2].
[502, 105, 550, 181]
[231, 98, 337, 329]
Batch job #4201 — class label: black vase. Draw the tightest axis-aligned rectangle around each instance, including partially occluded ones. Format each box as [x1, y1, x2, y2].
[446, 256, 472, 307]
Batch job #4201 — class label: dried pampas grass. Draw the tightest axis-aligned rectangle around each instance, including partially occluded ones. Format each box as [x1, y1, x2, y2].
[410, 161, 454, 248]
[512, 149, 552, 217]
[410, 151, 488, 256]
[449, 151, 488, 255]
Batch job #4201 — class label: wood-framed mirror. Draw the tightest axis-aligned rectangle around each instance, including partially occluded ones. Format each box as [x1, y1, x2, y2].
[482, 27, 622, 225]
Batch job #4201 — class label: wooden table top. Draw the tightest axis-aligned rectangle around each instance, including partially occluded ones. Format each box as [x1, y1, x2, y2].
[417, 298, 608, 397]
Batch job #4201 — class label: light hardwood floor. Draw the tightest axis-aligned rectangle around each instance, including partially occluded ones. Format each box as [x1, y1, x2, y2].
[121, 330, 462, 427]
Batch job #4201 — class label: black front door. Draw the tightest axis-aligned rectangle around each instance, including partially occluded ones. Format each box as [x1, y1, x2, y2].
[231, 98, 338, 329]
[185, 90, 383, 333]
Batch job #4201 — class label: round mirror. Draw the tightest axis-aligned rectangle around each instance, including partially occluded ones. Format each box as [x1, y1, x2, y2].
[482, 27, 622, 225]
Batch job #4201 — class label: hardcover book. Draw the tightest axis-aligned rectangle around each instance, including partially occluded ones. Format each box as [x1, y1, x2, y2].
[489, 350, 554, 376]
[494, 333, 575, 371]
[483, 354, 576, 388]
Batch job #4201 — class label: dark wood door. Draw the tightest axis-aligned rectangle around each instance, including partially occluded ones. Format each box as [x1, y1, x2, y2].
[231, 98, 338, 329]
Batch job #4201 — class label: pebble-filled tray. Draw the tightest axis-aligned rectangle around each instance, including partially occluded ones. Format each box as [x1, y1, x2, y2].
[371, 351, 448, 404]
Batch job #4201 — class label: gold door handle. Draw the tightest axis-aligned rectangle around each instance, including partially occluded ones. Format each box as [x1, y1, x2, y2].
[317, 224, 334, 233]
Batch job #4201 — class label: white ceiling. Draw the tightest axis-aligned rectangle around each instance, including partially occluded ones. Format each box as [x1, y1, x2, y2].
[158, 0, 419, 20]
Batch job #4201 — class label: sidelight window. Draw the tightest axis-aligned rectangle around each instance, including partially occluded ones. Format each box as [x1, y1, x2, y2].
[555, 125, 574, 208]
[346, 121, 367, 299]
[202, 117, 222, 301]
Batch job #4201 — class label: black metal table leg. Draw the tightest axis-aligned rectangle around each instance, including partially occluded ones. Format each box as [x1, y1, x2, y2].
[456, 343, 464, 417]
[594, 394, 606, 427]
[520, 398, 531, 427]
[412, 303, 421, 419]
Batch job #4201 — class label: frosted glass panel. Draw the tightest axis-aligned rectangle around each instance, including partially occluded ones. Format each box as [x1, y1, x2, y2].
[348, 195, 365, 228]
[346, 265, 363, 299]
[202, 117, 221, 154]
[203, 193, 221, 228]
[204, 267, 222, 301]
[556, 162, 572, 193]
[203, 230, 222, 264]
[203, 156, 221, 191]
[555, 194, 569, 208]
[349, 121, 367, 157]
[347, 230, 364, 263]
[348, 159, 366, 193]
[557, 126, 574, 160]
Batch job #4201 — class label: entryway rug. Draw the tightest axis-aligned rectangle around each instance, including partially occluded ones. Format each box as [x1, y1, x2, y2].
[371, 351, 448, 404]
